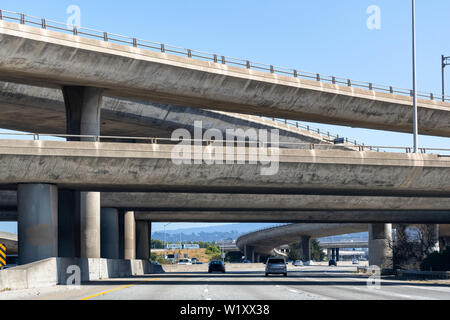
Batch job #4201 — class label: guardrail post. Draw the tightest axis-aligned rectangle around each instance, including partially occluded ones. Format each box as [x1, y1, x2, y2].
[213, 54, 218, 63]
[410, 90, 414, 97]
[133, 38, 137, 47]
[270, 65, 274, 73]
[347, 79, 352, 87]
[369, 83, 373, 90]
[33, 134, 40, 141]
[316, 74, 320, 81]
[0, 10, 3, 20]
[332, 76, 336, 84]
[390, 86, 394, 94]
[430, 93, 434, 100]
[161, 44, 165, 53]
[221, 56, 226, 64]
[293, 70, 298, 77]
[187, 49, 192, 58]
[246, 60, 250, 69]
[20, 13, 25, 24]
[41, 18, 46, 29]
[103, 32, 108, 42]
[73, 27, 78, 35]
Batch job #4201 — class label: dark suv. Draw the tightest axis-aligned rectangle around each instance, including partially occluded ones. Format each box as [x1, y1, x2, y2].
[208, 260, 225, 273]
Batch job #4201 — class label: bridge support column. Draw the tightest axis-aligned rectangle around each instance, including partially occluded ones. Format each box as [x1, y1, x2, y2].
[124, 211, 136, 260]
[136, 221, 151, 260]
[58, 190, 80, 258]
[63, 86, 103, 259]
[100, 208, 119, 259]
[331, 248, 336, 260]
[335, 248, 340, 262]
[327, 249, 331, 260]
[301, 236, 311, 262]
[244, 246, 255, 262]
[118, 210, 125, 259]
[369, 224, 393, 270]
[18, 184, 58, 265]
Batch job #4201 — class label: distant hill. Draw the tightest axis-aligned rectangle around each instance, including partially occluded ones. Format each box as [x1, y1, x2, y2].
[152, 223, 278, 242]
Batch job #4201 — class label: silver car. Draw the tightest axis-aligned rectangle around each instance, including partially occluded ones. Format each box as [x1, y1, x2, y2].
[265, 257, 287, 277]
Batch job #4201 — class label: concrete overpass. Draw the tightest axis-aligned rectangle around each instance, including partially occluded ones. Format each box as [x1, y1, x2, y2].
[236, 223, 367, 261]
[0, 139, 449, 196]
[0, 231, 17, 255]
[0, 16, 450, 137]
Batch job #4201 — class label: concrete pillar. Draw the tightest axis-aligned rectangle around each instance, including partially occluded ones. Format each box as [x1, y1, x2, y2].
[301, 236, 311, 262]
[331, 248, 336, 260]
[327, 249, 331, 260]
[58, 190, 80, 257]
[118, 211, 125, 259]
[17, 184, 58, 265]
[245, 246, 255, 262]
[136, 221, 150, 260]
[124, 211, 136, 260]
[100, 208, 119, 259]
[63, 86, 103, 259]
[336, 248, 340, 262]
[80, 192, 101, 258]
[369, 223, 393, 270]
[256, 254, 261, 263]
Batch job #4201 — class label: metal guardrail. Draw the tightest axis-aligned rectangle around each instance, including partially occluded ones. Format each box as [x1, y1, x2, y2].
[0, 132, 449, 155]
[263, 117, 362, 146]
[1, 9, 450, 103]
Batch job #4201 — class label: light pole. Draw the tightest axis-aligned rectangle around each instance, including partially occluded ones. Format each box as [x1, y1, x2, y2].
[163, 223, 171, 259]
[442, 55, 450, 101]
[411, 0, 419, 153]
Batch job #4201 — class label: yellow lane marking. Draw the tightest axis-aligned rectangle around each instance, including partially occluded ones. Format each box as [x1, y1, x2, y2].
[81, 278, 160, 300]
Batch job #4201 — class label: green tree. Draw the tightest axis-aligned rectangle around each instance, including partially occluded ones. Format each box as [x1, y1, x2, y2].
[205, 245, 221, 256]
[311, 240, 325, 261]
[151, 239, 164, 249]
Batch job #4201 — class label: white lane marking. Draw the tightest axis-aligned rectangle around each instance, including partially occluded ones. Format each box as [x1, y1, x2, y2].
[288, 289, 299, 293]
[403, 284, 450, 294]
[204, 289, 209, 293]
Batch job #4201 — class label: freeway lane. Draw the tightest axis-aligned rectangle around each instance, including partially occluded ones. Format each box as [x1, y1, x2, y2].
[2, 266, 449, 300]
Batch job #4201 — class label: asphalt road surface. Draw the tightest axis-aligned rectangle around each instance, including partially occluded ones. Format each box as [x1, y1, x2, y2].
[1, 266, 449, 300]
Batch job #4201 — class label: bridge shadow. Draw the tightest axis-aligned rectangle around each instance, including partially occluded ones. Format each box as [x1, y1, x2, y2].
[79, 270, 450, 289]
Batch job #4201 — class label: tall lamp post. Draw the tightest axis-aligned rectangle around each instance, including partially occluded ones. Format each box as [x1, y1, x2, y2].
[411, 0, 419, 153]
[442, 55, 450, 101]
[163, 223, 171, 259]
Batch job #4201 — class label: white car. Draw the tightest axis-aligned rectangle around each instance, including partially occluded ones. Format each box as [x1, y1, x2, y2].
[293, 260, 303, 267]
[352, 259, 360, 265]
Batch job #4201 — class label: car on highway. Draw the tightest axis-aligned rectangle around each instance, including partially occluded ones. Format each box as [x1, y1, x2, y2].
[191, 258, 199, 264]
[177, 259, 192, 265]
[208, 260, 225, 273]
[265, 257, 287, 277]
[293, 260, 303, 267]
[329, 259, 337, 267]
[352, 258, 360, 265]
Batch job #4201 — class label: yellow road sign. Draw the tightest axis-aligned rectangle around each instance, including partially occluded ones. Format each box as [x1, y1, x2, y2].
[0, 243, 6, 267]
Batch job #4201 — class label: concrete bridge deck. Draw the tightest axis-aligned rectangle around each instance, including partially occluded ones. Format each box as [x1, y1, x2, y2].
[0, 140, 449, 196]
[1, 19, 450, 136]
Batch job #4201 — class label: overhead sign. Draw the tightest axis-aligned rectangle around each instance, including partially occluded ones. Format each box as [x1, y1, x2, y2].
[0, 243, 6, 268]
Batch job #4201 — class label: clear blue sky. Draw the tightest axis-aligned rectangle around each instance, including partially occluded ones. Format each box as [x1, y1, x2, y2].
[1, 1, 449, 233]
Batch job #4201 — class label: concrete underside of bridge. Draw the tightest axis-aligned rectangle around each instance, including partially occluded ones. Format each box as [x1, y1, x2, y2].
[236, 223, 368, 256]
[1, 20, 450, 136]
[0, 81, 348, 148]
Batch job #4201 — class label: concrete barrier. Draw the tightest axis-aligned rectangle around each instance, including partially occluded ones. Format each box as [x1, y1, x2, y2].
[157, 263, 265, 273]
[0, 258, 156, 291]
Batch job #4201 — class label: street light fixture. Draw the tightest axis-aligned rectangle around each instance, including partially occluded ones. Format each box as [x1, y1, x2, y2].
[411, 0, 419, 153]
[442, 55, 450, 101]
